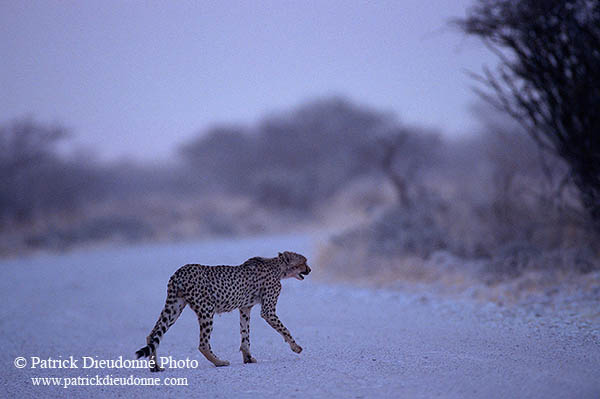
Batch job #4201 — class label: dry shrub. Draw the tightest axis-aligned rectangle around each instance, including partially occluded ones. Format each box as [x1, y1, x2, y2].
[317, 181, 599, 290]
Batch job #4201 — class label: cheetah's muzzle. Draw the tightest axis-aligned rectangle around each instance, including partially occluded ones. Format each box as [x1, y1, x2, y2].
[299, 269, 311, 280]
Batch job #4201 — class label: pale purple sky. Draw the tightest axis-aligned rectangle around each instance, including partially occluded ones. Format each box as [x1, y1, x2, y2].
[1, 1, 496, 162]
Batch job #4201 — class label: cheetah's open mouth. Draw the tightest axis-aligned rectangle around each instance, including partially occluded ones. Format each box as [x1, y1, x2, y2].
[298, 271, 309, 280]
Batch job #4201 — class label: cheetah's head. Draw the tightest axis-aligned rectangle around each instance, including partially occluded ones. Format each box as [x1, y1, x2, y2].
[279, 251, 311, 281]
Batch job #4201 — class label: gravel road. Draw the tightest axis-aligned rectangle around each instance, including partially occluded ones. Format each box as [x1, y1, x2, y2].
[1, 234, 599, 398]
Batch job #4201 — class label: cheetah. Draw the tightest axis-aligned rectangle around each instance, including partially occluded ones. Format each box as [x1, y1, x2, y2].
[136, 251, 311, 371]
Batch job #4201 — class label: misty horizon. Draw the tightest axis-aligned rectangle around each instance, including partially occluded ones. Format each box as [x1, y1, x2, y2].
[2, 0, 496, 162]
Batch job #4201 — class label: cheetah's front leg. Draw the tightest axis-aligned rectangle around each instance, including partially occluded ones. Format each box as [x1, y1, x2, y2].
[260, 289, 302, 355]
[261, 310, 302, 353]
[239, 306, 257, 363]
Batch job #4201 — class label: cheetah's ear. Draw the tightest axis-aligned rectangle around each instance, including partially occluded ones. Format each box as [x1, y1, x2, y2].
[278, 251, 290, 263]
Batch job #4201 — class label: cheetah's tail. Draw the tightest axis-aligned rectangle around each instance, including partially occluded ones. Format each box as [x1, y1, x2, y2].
[136, 288, 186, 359]
[136, 345, 152, 359]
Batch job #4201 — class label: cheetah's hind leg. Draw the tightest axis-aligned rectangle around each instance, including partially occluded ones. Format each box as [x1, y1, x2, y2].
[191, 305, 229, 367]
[239, 306, 257, 363]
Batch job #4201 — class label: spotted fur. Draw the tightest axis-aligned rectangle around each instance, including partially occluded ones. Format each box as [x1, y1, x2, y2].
[136, 251, 311, 371]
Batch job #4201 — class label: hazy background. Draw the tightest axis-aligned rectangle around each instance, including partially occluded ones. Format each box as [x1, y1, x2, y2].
[2, 0, 599, 303]
[3, 4, 600, 397]
[1, 0, 495, 162]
